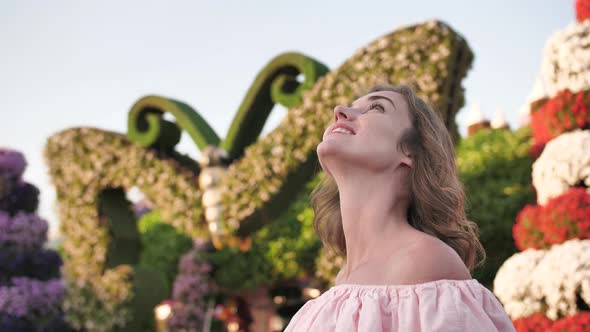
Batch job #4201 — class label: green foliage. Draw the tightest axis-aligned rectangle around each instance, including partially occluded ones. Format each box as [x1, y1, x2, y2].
[125, 267, 169, 332]
[98, 188, 142, 269]
[204, 177, 322, 291]
[456, 127, 535, 287]
[137, 210, 194, 293]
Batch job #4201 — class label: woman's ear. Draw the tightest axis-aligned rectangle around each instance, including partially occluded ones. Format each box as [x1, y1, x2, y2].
[401, 154, 413, 169]
[399, 143, 414, 168]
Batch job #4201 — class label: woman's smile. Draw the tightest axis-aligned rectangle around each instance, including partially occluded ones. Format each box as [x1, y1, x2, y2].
[331, 127, 354, 135]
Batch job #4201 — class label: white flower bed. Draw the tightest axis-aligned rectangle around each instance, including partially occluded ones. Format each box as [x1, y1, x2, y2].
[493, 239, 590, 320]
[530, 239, 590, 320]
[493, 249, 547, 319]
[542, 20, 590, 97]
[532, 129, 590, 205]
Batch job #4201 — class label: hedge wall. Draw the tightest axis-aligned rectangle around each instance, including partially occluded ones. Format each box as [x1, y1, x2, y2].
[456, 127, 535, 286]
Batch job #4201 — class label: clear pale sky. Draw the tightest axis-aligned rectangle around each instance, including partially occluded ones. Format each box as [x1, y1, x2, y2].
[0, 1, 572, 240]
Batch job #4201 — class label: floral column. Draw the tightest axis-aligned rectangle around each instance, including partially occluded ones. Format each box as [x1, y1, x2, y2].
[493, 1, 590, 330]
[0, 148, 71, 331]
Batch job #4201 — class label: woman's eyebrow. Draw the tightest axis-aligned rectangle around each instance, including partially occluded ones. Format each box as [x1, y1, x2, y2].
[348, 95, 397, 109]
[367, 95, 396, 109]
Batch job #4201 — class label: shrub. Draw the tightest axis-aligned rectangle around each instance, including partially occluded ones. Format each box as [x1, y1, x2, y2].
[456, 127, 535, 286]
[137, 210, 194, 293]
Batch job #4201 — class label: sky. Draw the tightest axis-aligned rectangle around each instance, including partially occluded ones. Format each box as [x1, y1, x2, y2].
[0, 1, 573, 241]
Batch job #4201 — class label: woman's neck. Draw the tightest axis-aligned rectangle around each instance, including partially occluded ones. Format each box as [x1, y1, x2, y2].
[333, 167, 413, 281]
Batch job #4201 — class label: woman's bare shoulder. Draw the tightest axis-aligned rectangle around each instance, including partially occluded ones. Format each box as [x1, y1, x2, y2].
[393, 233, 471, 284]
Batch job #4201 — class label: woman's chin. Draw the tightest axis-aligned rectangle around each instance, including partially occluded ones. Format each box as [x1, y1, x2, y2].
[317, 141, 359, 164]
[317, 139, 342, 157]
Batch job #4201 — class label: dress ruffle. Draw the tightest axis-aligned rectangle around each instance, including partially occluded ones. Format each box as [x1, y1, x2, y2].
[285, 279, 515, 332]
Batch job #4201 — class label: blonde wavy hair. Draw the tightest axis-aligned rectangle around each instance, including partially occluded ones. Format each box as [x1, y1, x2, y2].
[311, 84, 485, 272]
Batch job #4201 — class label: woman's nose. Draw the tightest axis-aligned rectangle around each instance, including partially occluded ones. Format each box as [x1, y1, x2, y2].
[333, 105, 357, 122]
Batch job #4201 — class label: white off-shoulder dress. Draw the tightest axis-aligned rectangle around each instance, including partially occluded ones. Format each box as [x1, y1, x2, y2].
[284, 279, 515, 332]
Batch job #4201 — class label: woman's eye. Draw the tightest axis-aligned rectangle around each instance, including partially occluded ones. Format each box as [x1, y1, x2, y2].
[368, 103, 385, 112]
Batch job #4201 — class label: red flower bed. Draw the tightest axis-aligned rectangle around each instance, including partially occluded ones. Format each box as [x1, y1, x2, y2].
[513, 312, 590, 331]
[551, 312, 590, 331]
[513, 204, 545, 250]
[513, 313, 554, 332]
[513, 188, 590, 250]
[577, 0, 590, 23]
[530, 89, 590, 155]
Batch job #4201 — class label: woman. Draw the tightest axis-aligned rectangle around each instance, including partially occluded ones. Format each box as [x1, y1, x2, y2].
[284, 85, 515, 331]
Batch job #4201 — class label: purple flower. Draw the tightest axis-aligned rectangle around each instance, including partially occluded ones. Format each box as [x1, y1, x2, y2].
[0, 174, 17, 201]
[167, 303, 207, 331]
[0, 182, 40, 214]
[0, 211, 47, 251]
[167, 249, 214, 332]
[0, 149, 27, 180]
[177, 251, 211, 275]
[0, 313, 35, 331]
[132, 199, 153, 217]
[0, 250, 62, 284]
[0, 278, 64, 319]
[1, 311, 73, 332]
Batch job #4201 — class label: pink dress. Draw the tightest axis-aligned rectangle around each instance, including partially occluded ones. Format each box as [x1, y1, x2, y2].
[284, 279, 515, 332]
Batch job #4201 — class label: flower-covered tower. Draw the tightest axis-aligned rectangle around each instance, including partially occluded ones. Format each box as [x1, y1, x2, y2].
[0, 148, 72, 331]
[493, 1, 590, 330]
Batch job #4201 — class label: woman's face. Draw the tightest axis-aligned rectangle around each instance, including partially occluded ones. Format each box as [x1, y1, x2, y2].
[317, 90, 414, 176]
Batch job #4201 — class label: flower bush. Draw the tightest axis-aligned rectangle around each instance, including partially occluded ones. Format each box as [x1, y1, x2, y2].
[532, 129, 590, 205]
[540, 188, 590, 246]
[0, 181, 39, 215]
[493, 249, 547, 319]
[513, 205, 546, 250]
[530, 239, 590, 320]
[531, 89, 590, 152]
[0, 148, 70, 331]
[167, 248, 215, 332]
[0, 249, 62, 284]
[512, 313, 554, 332]
[0, 313, 73, 331]
[513, 188, 590, 250]
[577, 0, 590, 23]
[494, 239, 590, 320]
[0, 211, 48, 252]
[511, 312, 590, 332]
[542, 20, 590, 97]
[0, 277, 65, 319]
[551, 312, 590, 331]
[0, 149, 27, 203]
[0, 277, 69, 331]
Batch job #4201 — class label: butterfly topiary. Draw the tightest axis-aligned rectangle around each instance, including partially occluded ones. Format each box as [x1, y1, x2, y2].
[45, 20, 473, 331]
